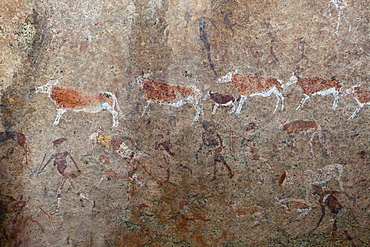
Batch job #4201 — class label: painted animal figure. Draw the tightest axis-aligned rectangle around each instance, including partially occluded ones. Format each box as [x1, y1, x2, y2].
[34, 79, 120, 127]
[217, 70, 284, 114]
[279, 164, 344, 201]
[208, 91, 237, 114]
[137, 77, 202, 122]
[348, 86, 370, 120]
[282, 120, 330, 156]
[285, 75, 343, 110]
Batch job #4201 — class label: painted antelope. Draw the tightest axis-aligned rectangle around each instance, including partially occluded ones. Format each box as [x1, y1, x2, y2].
[346, 85, 370, 120]
[279, 163, 344, 201]
[282, 120, 330, 156]
[285, 75, 343, 110]
[34, 79, 120, 127]
[207, 91, 237, 114]
[217, 70, 284, 114]
[137, 77, 203, 122]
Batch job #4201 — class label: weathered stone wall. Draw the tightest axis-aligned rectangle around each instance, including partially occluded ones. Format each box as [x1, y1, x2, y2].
[1, 0, 369, 246]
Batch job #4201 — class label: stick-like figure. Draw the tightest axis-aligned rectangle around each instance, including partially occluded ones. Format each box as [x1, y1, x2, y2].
[196, 121, 233, 181]
[37, 138, 94, 214]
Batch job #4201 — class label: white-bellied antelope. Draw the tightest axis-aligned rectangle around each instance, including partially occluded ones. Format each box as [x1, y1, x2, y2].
[34, 79, 120, 127]
[137, 77, 203, 122]
[285, 75, 343, 110]
[217, 70, 284, 114]
[347, 86, 370, 120]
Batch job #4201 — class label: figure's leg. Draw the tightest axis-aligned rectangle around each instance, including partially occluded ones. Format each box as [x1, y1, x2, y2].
[219, 155, 234, 179]
[68, 177, 95, 208]
[52, 177, 68, 214]
[53, 109, 67, 126]
[296, 95, 310, 110]
[235, 95, 247, 114]
[211, 158, 218, 182]
[310, 204, 326, 233]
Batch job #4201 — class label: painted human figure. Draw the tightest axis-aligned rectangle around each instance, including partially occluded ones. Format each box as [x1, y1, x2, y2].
[37, 138, 93, 214]
[196, 121, 233, 181]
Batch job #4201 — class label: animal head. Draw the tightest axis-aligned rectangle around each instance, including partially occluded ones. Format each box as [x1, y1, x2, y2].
[343, 84, 362, 96]
[282, 75, 298, 89]
[34, 79, 59, 94]
[217, 70, 238, 83]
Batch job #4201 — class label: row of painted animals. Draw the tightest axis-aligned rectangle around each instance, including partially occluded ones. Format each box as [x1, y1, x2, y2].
[33, 70, 370, 126]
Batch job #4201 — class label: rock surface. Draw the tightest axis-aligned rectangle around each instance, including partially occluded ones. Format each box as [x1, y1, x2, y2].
[1, 0, 369, 246]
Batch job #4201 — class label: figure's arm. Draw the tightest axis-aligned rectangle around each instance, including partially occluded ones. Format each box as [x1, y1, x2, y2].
[69, 154, 81, 172]
[37, 155, 54, 175]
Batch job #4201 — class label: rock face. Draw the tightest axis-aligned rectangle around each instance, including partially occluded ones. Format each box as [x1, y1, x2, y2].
[1, 0, 369, 245]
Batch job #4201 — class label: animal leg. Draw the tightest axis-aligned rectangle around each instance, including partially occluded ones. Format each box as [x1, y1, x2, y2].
[296, 95, 310, 110]
[332, 91, 340, 110]
[212, 103, 219, 114]
[348, 104, 363, 120]
[235, 95, 247, 114]
[193, 104, 201, 122]
[273, 93, 281, 113]
[309, 132, 317, 156]
[141, 101, 153, 118]
[105, 103, 119, 127]
[230, 102, 237, 113]
[318, 130, 331, 155]
[53, 109, 67, 126]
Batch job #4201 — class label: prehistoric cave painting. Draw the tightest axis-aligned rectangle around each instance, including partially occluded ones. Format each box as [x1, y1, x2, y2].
[91, 131, 169, 188]
[346, 86, 370, 120]
[33, 67, 120, 127]
[36, 138, 94, 214]
[197, 16, 218, 78]
[155, 134, 193, 175]
[324, 0, 351, 34]
[0, 195, 44, 245]
[0, 131, 30, 165]
[282, 120, 330, 156]
[275, 197, 313, 219]
[279, 164, 344, 201]
[295, 37, 309, 65]
[310, 185, 355, 246]
[285, 75, 343, 110]
[217, 70, 284, 114]
[230, 203, 264, 227]
[206, 91, 237, 114]
[196, 121, 234, 181]
[136, 76, 203, 122]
